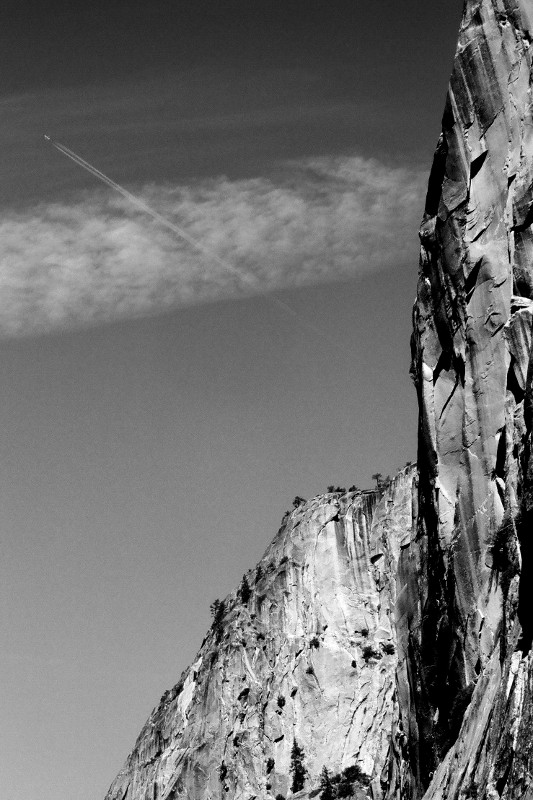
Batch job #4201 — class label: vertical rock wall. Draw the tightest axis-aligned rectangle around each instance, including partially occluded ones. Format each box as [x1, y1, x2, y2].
[409, 2, 533, 796]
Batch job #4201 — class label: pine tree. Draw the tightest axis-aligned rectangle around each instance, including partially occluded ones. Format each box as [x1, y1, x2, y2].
[319, 766, 334, 800]
[210, 599, 226, 642]
[238, 575, 251, 604]
[290, 739, 307, 793]
[371, 472, 383, 490]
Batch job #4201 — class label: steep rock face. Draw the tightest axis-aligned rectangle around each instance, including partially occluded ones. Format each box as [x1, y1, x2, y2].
[409, 1, 533, 796]
[105, 469, 417, 800]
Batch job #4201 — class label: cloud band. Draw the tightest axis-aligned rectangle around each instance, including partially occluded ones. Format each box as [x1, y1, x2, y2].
[0, 154, 424, 338]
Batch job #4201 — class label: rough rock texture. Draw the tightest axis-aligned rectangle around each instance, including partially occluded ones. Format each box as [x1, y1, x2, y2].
[409, 2, 533, 797]
[104, 469, 417, 800]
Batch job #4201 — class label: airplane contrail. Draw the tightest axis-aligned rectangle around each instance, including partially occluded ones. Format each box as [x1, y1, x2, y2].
[44, 135, 336, 345]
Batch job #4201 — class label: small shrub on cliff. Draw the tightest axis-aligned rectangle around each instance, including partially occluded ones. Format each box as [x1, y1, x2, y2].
[371, 472, 383, 490]
[275, 795, 285, 800]
[306, 665, 315, 675]
[342, 765, 368, 784]
[322, 764, 370, 798]
[292, 495, 306, 508]
[218, 761, 228, 781]
[277, 694, 286, 708]
[382, 641, 395, 655]
[290, 739, 307, 792]
[327, 485, 335, 493]
[266, 756, 275, 774]
[310, 636, 320, 649]
[362, 644, 381, 662]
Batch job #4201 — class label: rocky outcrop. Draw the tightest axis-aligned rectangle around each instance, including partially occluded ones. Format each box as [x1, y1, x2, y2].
[104, 469, 417, 800]
[409, 1, 533, 797]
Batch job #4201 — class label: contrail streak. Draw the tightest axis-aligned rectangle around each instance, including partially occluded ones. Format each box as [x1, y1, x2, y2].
[44, 135, 336, 345]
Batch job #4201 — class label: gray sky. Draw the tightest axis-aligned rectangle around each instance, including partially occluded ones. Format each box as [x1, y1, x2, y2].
[0, 3, 463, 799]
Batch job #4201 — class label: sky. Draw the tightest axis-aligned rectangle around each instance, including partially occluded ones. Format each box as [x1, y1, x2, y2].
[0, 3, 464, 799]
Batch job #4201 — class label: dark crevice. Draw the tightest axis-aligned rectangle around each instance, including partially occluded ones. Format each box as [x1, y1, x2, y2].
[425, 134, 448, 217]
[455, 353, 465, 387]
[413, 470, 447, 786]
[493, 427, 507, 481]
[470, 150, 488, 180]
[441, 96, 455, 132]
[495, 750, 514, 796]
[506, 358, 525, 404]
[439, 373, 460, 420]
[464, 258, 483, 302]
[433, 350, 452, 385]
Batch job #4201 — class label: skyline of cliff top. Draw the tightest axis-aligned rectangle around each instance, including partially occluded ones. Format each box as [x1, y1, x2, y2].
[1, 3, 463, 800]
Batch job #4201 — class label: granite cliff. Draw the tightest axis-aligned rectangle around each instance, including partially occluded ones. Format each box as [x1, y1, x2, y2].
[408, 1, 533, 797]
[105, 2, 533, 798]
[105, 469, 418, 800]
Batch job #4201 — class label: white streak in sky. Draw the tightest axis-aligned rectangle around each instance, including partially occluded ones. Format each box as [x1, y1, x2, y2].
[46, 137, 254, 284]
[0, 152, 425, 339]
[45, 136, 339, 344]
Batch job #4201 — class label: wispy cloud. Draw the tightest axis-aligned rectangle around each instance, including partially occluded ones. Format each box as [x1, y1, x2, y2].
[0, 154, 425, 339]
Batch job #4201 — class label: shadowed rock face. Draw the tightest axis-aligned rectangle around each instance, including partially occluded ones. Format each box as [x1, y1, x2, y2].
[104, 471, 417, 800]
[408, 1, 533, 797]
